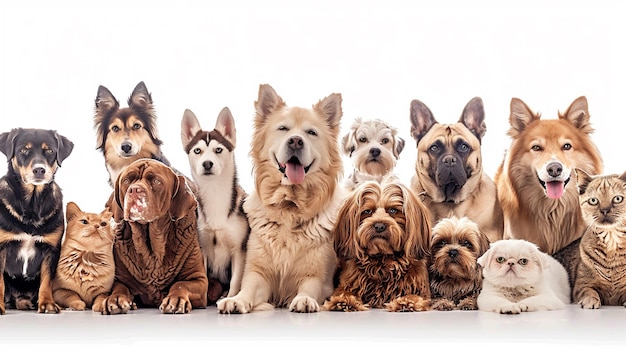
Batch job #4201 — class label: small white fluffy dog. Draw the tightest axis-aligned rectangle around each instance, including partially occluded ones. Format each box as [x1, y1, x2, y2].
[342, 118, 405, 190]
[477, 239, 570, 314]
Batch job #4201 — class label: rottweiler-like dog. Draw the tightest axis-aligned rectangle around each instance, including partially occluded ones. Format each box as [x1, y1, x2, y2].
[0, 128, 74, 314]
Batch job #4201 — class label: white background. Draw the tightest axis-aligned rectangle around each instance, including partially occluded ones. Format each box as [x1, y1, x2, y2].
[1, 0, 624, 214]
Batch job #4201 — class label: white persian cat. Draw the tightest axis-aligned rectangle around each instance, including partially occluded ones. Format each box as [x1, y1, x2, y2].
[477, 239, 570, 314]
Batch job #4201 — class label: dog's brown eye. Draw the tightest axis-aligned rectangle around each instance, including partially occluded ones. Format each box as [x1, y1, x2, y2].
[122, 178, 130, 184]
[358, 137, 367, 143]
[80, 219, 88, 225]
[531, 145, 542, 151]
[153, 179, 161, 185]
[495, 256, 506, 263]
[133, 123, 141, 130]
[518, 258, 528, 265]
[387, 208, 399, 215]
[215, 147, 223, 154]
[429, 144, 439, 153]
[45, 149, 54, 155]
[562, 143, 572, 150]
[278, 126, 288, 131]
[194, 148, 201, 155]
[307, 130, 317, 136]
[361, 209, 372, 216]
[613, 195, 624, 204]
[381, 138, 389, 144]
[588, 197, 599, 206]
[457, 143, 469, 153]
[112, 126, 120, 132]
[460, 240, 472, 248]
[20, 148, 28, 154]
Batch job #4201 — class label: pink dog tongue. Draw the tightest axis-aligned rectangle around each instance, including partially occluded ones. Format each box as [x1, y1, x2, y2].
[546, 181, 565, 199]
[286, 163, 305, 184]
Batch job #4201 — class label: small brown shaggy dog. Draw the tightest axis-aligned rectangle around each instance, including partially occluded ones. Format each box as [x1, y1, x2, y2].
[429, 216, 490, 311]
[323, 180, 432, 312]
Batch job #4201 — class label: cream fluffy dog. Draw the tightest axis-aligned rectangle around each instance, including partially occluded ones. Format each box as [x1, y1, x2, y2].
[217, 84, 345, 314]
[477, 239, 570, 314]
[342, 118, 405, 190]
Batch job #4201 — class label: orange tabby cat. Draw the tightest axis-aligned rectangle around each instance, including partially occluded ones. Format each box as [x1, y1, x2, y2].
[52, 202, 115, 311]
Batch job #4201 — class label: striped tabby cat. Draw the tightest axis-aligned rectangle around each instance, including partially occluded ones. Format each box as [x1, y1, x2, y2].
[573, 169, 626, 309]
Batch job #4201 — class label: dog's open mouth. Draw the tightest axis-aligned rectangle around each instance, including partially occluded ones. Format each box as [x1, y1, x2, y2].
[537, 176, 570, 200]
[277, 156, 313, 184]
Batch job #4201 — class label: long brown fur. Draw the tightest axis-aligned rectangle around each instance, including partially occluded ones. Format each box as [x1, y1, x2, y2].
[217, 84, 345, 314]
[323, 180, 431, 312]
[495, 96, 603, 255]
[52, 202, 115, 311]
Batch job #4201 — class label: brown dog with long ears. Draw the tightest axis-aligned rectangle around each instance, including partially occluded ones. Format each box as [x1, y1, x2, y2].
[495, 96, 603, 255]
[99, 159, 208, 314]
[410, 97, 503, 243]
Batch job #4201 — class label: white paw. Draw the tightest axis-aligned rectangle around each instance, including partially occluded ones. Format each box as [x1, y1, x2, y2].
[495, 303, 522, 314]
[289, 295, 320, 313]
[216, 297, 252, 314]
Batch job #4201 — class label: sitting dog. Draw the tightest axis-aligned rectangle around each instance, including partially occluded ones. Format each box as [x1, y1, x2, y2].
[429, 216, 490, 311]
[181, 107, 250, 304]
[341, 118, 405, 190]
[99, 159, 208, 314]
[323, 180, 432, 312]
[409, 97, 503, 243]
[0, 128, 74, 314]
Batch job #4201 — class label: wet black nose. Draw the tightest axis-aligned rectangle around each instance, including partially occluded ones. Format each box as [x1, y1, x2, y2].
[203, 160, 214, 171]
[288, 136, 304, 150]
[370, 148, 381, 158]
[33, 167, 46, 177]
[374, 222, 386, 233]
[121, 143, 132, 154]
[547, 162, 563, 178]
[448, 249, 458, 259]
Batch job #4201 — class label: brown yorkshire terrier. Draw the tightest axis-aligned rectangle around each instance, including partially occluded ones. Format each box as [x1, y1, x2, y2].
[323, 179, 432, 312]
[429, 216, 490, 310]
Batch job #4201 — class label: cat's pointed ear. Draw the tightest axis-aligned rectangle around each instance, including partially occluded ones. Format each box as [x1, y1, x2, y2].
[66, 202, 81, 221]
[575, 168, 593, 195]
[619, 171, 626, 184]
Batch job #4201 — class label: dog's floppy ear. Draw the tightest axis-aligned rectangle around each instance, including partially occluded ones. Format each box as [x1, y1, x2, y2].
[393, 136, 405, 159]
[332, 190, 361, 260]
[409, 99, 437, 143]
[341, 130, 356, 156]
[459, 97, 487, 142]
[255, 84, 286, 120]
[399, 183, 431, 260]
[54, 131, 74, 166]
[476, 243, 494, 268]
[477, 228, 491, 257]
[314, 93, 343, 130]
[560, 96, 593, 134]
[169, 175, 197, 221]
[215, 107, 237, 147]
[508, 97, 541, 138]
[181, 109, 202, 150]
[0, 128, 20, 159]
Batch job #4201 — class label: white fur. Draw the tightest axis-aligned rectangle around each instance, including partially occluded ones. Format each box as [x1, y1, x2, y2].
[477, 239, 571, 314]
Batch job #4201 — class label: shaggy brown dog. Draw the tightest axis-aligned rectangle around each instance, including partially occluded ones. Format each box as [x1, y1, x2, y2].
[99, 159, 208, 314]
[323, 180, 431, 312]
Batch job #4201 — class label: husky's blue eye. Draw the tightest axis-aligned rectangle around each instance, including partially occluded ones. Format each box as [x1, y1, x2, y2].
[215, 147, 223, 154]
[193, 148, 201, 155]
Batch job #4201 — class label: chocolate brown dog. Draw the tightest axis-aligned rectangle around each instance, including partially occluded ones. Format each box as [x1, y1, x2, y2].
[99, 159, 208, 314]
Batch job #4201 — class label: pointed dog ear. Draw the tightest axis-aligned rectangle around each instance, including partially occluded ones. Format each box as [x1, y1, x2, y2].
[409, 99, 437, 143]
[181, 109, 202, 150]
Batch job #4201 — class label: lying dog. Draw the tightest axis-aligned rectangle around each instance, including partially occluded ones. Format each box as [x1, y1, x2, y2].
[323, 180, 432, 312]
[181, 107, 249, 304]
[99, 159, 208, 314]
[217, 84, 345, 314]
[0, 128, 74, 314]
[341, 118, 405, 190]
[93, 81, 170, 187]
[409, 97, 503, 243]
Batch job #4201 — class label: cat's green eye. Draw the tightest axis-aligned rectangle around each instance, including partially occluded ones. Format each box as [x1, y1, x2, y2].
[613, 195, 624, 204]
[518, 258, 528, 265]
[495, 256, 506, 263]
[588, 198, 599, 206]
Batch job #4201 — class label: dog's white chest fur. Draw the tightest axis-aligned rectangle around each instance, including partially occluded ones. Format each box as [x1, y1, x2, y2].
[14, 233, 42, 277]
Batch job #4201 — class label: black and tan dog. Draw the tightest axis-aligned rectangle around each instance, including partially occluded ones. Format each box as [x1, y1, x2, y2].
[409, 97, 503, 243]
[0, 128, 74, 314]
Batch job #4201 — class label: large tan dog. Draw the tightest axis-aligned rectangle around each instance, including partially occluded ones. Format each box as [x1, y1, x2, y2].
[217, 84, 345, 314]
[495, 96, 603, 255]
[409, 97, 503, 243]
[100, 159, 208, 314]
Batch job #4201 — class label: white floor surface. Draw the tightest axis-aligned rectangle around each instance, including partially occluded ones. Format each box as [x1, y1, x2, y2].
[0, 304, 623, 350]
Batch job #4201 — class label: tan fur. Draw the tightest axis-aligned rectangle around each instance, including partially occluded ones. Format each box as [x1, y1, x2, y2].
[323, 180, 431, 312]
[495, 96, 603, 255]
[217, 84, 345, 314]
[409, 97, 503, 243]
[52, 202, 115, 311]
[429, 217, 489, 311]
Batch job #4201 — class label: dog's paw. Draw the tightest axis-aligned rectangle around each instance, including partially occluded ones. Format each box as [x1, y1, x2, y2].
[0, 303, 5, 315]
[101, 294, 134, 315]
[495, 303, 523, 314]
[457, 297, 478, 311]
[290, 295, 320, 313]
[322, 294, 368, 312]
[431, 298, 456, 311]
[217, 297, 252, 314]
[580, 295, 601, 309]
[68, 300, 87, 311]
[385, 295, 430, 312]
[160, 295, 192, 314]
[38, 298, 61, 314]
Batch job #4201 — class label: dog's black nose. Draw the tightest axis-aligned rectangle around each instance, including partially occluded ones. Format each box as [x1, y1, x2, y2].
[441, 155, 457, 166]
[547, 162, 563, 178]
[33, 167, 46, 177]
[121, 143, 132, 154]
[203, 160, 214, 171]
[374, 222, 386, 233]
[370, 148, 381, 158]
[448, 249, 458, 259]
[288, 136, 304, 150]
